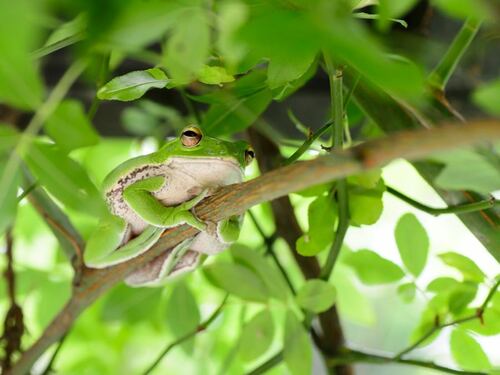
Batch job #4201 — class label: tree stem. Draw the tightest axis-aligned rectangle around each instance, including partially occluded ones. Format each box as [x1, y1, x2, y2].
[386, 186, 498, 216]
[428, 17, 482, 91]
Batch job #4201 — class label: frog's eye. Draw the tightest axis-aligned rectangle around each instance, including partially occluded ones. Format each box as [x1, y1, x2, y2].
[181, 126, 202, 147]
[244, 147, 255, 166]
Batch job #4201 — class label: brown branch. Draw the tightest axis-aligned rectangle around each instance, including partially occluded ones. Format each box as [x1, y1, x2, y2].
[1, 230, 24, 371]
[8, 120, 500, 375]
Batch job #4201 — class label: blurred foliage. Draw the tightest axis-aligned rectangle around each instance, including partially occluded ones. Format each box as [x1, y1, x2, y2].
[0, 0, 499, 374]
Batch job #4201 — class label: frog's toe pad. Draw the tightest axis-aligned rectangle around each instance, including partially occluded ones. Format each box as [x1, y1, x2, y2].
[205, 220, 217, 236]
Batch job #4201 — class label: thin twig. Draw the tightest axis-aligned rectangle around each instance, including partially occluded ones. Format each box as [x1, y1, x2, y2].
[247, 210, 296, 294]
[387, 186, 498, 216]
[250, 279, 500, 375]
[40, 332, 69, 375]
[330, 349, 488, 375]
[247, 351, 284, 375]
[16, 181, 38, 202]
[283, 120, 333, 166]
[321, 59, 349, 281]
[395, 278, 500, 359]
[142, 294, 229, 374]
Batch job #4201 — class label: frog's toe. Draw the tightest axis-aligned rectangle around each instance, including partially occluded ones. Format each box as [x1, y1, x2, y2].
[205, 220, 217, 236]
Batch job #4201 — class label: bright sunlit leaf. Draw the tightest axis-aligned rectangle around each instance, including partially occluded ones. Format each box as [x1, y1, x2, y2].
[239, 310, 275, 362]
[203, 262, 269, 302]
[296, 279, 336, 313]
[438, 252, 485, 283]
[450, 329, 491, 371]
[395, 213, 429, 277]
[165, 281, 201, 354]
[344, 249, 405, 284]
[283, 311, 312, 375]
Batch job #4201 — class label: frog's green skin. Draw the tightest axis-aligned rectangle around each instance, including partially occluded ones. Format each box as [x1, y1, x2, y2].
[84, 125, 253, 287]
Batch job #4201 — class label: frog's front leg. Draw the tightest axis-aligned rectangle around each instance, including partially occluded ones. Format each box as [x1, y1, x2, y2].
[122, 175, 208, 231]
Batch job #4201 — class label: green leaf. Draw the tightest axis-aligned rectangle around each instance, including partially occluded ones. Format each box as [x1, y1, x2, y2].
[42, 14, 86, 52]
[428, 293, 451, 315]
[203, 262, 269, 302]
[0, 156, 20, 234]
[239, 310, 275, 362]
[426, 277, 460, 293]
[163, 7, 209, 84]
[395, 213, 429, 277]
[293, 182, 332, 198]
[198, 65, 235, 85]
[0, 0, 44, 109]
[348, 185, 384, 226]
[104, 1, 180, 49]
[231, 245, 289, 302]
[450, 329, 491, 371]
[121, 107, 160, 137]
[377, 0, 418, 30]
[432, 149, 500, 195]
[97, 68, 169, 101]
[216, 1, 249, 73]
[347, 170, 382, 189]
[463, 308, 500, 336]
[271, 59, 318, 101]
[344, 249, 405, 285]
[101, 284, 163, 324]
[333, 265, 376, 325]
[296, 279, 336, 313]
[165, 281, 201, 354]
[473, 78, 500, 116]
[236, 8, 321, 74]
[45, 99, 100, 153]
[22, 141, 106, 216]
[0, 126, 19, 153]
[202, 71, 272, 136]
[283, 311, 312, 375]
[438, 252, 485, 283]
[297, 194, 337, 256]
[448, 282, 478, 315]
[431, 0, 492, 20]
[397, 282, 416, 303]
[267, 51, 317, 90]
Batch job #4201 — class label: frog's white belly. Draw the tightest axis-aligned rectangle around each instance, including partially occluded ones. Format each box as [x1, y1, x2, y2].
[105, 157, 243, 254]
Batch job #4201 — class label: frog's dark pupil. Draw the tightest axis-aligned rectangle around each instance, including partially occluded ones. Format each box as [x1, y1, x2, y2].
[183, 130, 199, 137]
[246, 150, 255, 158]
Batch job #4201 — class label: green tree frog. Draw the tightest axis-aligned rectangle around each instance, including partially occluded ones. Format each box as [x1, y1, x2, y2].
[84, 125, 254, 287]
